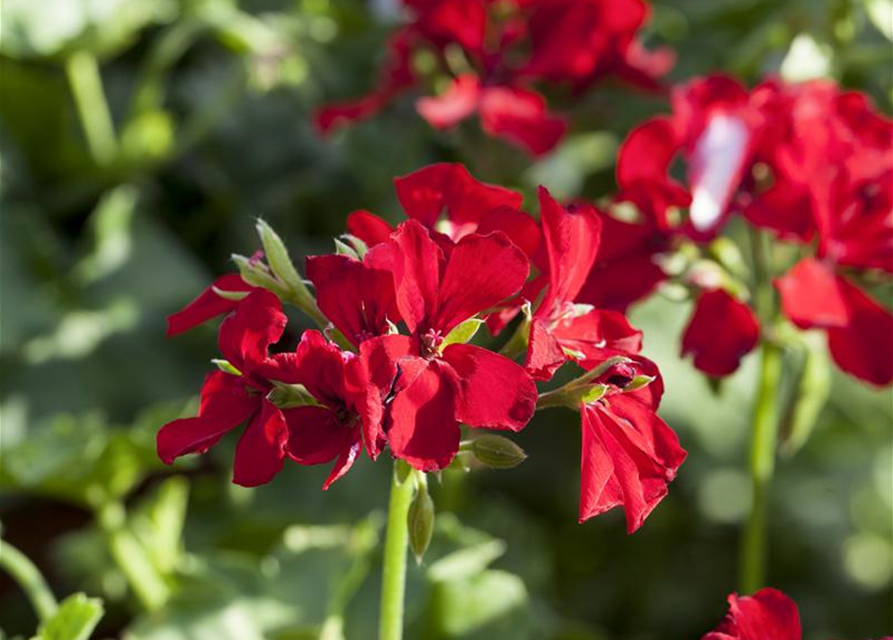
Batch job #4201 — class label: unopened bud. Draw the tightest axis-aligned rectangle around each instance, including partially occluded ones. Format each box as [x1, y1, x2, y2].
[470, 434, 527, 469]
[408, 485, 435, 563]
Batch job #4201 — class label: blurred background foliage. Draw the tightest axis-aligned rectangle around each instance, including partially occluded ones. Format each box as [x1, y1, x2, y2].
[0, 0, 891, 638]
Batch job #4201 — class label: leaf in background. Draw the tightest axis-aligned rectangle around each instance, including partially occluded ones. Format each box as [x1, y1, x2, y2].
[864, 0, 893, 40]
[780, 33, 834, 82]
[426, 570, 528, 638]
[0, 0, 176, 60]
[780, 340, 831, 457]
[32, 593, 103, 640]
[72, 185, 139, 287]
[130, 476, 190, 576]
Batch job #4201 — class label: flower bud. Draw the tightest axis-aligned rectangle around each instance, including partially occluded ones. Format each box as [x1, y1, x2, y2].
[408, 484, 435, 564]
[470, 434, 527, 469]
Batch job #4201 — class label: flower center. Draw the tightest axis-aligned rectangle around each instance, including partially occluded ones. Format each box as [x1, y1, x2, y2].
[420, 328, 444, 358]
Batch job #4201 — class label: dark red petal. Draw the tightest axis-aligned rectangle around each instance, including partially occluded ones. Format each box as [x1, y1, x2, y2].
[435, 230, 529, 333]
[416, 74, 480, 129]
[373, 220, 443, 333]
[537, 187, 603, 314]
[478, 86, 567, 156]
[442, 343, 537, 431]
[322, 430, 362, 490]
[258, 330, 348, 405]
[315, 94, 390, 134]
[475, 205, 542, 259]
[358, 334, 414, 458]
[232, 399, 288, 487]
[580, 395, 686, 533]
[306, 254, 399, 347]
[743, 183, 815, 243]
[776, 259, 850, 329]
[394, 163, 522, 230]
[284, 405, 355, 465]
[525, 317, 569, 381]
[826, 276, 893, 386]
[346, 210, 394, 248]
[166, 274, 255, 337]
[703, 588, 802, 640]
[681, 289, 760, 377]
[156, 371, 256, 464]
[552, 308, 644, 363]
[412, 0, 488, 54]
[387, 358, 460, 471]
[218, 289, 286, 372]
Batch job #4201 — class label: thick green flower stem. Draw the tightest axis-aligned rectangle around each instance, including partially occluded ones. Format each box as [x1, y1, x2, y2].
[0, 538, 58, 622]
[379, 461, 415, 640]
[65, 51, 118, 166]
[740, 338, 784, 593]
[95, 500, 169, 611]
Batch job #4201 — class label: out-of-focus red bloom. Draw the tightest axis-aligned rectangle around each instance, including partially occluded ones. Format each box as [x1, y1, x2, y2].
[526, 187, 642, 380]
[681, 288, 760, 376]
[577, 356, 686, 532]
[702, 588, 801, 640]
[316, 0, 671, 155]
[306, 253, 401, 348]
[158, 290, 290, 487]
[777, 259, 893, 386]
[261, 330, 373, 489]
[166, 273, 257, 337]
[358, 220, 538, 470]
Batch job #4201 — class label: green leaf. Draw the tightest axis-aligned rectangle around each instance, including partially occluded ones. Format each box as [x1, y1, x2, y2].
[267, 382, 326, 409]
[130, 476, 190, 576]
[442, 318, 484, 348]
[623, 375, 655, 393]
[579, 384, 608, 404]
[780, 34, 833, 82]
[428, 569, 527, 637]
[212, 359, 243, 376]
[71, 185, 138, 286]
[781, 344, 831, 457]
[865, 0, 893, 40]
[34, 593, 103, 640]
[427, 539, 506, 583]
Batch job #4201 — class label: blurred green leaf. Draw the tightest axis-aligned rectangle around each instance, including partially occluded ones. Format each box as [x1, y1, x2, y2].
[426, 569, 527, 638]
[32, 593, 103, 640]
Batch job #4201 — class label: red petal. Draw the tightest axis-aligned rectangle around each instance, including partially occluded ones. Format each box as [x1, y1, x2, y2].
[743, 183, 815, 243]
[478, 86, 568, 156]
[681, 289, 760, 377]
[258, 330, 348, 402]
[346, 210, 394, 248]
[166, 274, 255, 337]
[553, 309, 644, 359]
[386, 358, 460, 471]
[323, 432, 362, 490]
[416, 74, 480, 129]
[306, 254, 399, 347]
[526, 317, 570, 381]
[825, 275, 893, 386]
[358, 334, 414, 458]
[315, 94, 389, 134]
[580, 395, 686, 532]
[442, 343, 537, 431]
[776, 259, 850, 329]
[704, 588, 802, 640]
[218, 289, 286, 372]
[394, 163, 522, 231]
[370, 220, 443, 333]
[284, 405, 356, 465]
[232, 399, 288, 487]
[156, 371, 256, 464]
[411, 0, 488, 54]
[538, 187, 603, 315]
[434, 230, 529, 333]
[475, 205, 542, 259]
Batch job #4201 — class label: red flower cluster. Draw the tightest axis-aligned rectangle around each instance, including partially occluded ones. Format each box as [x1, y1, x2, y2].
[701, 587, 891, 640]
[316, 0, 672, 155]
[158, 163, 685, 533]
[580, 75, 893, 385]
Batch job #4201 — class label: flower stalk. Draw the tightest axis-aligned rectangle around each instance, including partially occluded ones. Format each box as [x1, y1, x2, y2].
[0, 538, 58, 622]
[379, 460, 415, 640]
[65, 51, 118, 166]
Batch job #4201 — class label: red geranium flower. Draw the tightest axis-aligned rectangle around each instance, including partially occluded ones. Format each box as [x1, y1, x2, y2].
[358, 220, 538, 470]
[526, 187, 643, 380]
[577, 355, 686, 531]
[158, 289, 290, 486]
[702, 588, 801, 640]
[316, 0, 671, 155]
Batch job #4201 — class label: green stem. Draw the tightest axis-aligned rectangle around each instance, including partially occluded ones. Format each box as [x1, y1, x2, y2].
[740, 340, 783, 592]
[379, 461, 414, 640]
[95, 501, 169, 611]
[0, 539, 58, 622]
[65, 51, 118, 166]
[740, 227, 783, 592]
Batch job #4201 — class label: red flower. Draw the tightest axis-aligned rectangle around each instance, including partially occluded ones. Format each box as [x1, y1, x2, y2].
[166, 274, 257, 337]
[777, 259, 893, 386]
[316, 0, 670, 155]
[577, 356, 686, 532]
[157, 289, 290, 486]
[305, 253, 400, 348]
[526, 187, 643, 380]
[261, 330, 374, 489]
[702, 588, 801, 640]
[359, 220, 538, 470]
[681, 289, 760, 376]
